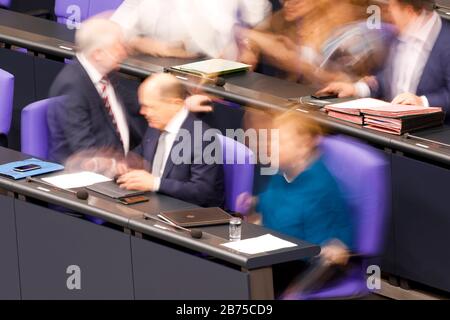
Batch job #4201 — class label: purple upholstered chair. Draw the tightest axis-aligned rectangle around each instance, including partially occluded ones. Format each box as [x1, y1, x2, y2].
[0, 0, 11, 8]
[21, 97, 63, 159]
[283, 135, 389, 300]
[55, 0, 90, 26]
[217, 135, 255, 213]
[0, 68, 14, 147]
[21, 97, 105, 225]
[88, 0, 124, 17]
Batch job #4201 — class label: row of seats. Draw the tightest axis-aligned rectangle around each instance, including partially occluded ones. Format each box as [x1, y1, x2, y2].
[0, 65, 388, 299]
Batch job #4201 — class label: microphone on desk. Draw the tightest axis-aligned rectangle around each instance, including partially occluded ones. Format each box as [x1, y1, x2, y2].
[144, 212, 203, 239]
[26, 176, 89, 201]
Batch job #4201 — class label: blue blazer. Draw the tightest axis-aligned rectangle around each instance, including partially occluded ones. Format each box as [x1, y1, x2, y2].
[47, 58, 146, 163]
[373, 18, 450, 121]
[133, 114, 225, 208]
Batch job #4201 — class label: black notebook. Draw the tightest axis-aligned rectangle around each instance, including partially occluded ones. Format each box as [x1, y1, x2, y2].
[158, 207, 232, 228]
[87, 181, 145, 199]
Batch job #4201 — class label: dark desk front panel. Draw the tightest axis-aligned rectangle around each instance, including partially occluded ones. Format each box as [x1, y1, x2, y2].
[15, 199, 134, 299]
[392, 154, 450, 292]
[131, 236, 250, 300]
[0, 194, 21, 299]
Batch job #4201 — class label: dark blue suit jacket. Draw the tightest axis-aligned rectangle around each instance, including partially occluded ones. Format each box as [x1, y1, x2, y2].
[133, 114, 225, 208]
[47, 59, 146, 163]
[373, 18, 450, 121]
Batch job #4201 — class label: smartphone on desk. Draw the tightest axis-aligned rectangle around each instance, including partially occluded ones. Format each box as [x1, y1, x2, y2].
[118, 195, 149, 205]
[310, 93, 339, 100]
[13, 164, 42, 172]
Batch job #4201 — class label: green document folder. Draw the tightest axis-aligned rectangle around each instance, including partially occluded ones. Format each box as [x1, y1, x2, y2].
[172, 59, 251, 77]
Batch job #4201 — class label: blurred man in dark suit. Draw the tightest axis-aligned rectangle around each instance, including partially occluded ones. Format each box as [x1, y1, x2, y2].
[117, 73, 224, 207]
[320, 0, 450, 121]
[48, 18, 146, 164]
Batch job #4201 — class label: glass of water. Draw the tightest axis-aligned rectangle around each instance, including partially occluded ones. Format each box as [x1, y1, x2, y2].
[229, 217, 242, 241]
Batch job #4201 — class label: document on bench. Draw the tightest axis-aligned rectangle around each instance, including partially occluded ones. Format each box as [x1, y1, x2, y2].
[42, 171, 112, 189]
[221, 234, 297, 255]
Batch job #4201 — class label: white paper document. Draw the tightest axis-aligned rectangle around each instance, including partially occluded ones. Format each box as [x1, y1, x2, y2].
[42, 172, 112, 189]
[221, 234, 297, 255]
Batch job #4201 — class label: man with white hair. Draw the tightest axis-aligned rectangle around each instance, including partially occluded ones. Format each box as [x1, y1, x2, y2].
[48, 18, 146, 164]
[48, 18, 215, 164]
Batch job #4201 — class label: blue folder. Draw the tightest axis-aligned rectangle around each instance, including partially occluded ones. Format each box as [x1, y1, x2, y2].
[0, 158, 64, 180]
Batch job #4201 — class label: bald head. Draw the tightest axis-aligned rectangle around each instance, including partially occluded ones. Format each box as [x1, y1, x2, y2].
[139, 73, 188, 100]
[139, 73, 188, 131]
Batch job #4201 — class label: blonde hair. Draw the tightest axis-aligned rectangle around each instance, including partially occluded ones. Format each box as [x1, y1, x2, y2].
[273, 109, 324, 138]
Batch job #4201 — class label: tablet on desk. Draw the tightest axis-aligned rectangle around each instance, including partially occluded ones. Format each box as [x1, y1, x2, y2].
[158, 207, 232, 228]
[87, 181, 145, 199]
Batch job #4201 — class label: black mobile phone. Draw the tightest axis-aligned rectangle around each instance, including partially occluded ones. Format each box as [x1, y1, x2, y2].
[13, 164, 42, 172]
[311, 93, 339, 100]
[118, 196, 149, 205]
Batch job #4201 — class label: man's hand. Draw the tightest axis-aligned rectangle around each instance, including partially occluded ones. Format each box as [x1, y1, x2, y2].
[117, 170, 156, 192]
[317, 82, 357, 98]
[392, 93, 424, 106]
[185, 95, 214, 113]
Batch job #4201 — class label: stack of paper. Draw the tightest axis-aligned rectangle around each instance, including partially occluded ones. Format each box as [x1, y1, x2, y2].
[42, 172, 111, 189]
[221, 234, 297, 255]
[325, 98, 444, 134]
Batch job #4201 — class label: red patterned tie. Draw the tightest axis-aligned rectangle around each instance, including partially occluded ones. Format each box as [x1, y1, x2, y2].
[99, 76, 124, 148]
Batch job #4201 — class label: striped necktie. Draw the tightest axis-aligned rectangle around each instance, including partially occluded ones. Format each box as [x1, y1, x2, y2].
[98, 76, 124, 149]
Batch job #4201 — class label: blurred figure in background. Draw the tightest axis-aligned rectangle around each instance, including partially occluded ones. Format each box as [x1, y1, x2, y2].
[48, 18, 146, 164]
[238, 0, 393, 86]
[111, 0, 272, 59]
[238, 110, 354, 296]
[320, 0, 450, 119]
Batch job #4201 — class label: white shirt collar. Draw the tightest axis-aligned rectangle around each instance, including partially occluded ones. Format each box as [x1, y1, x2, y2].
[400, 11, 441, 49]
[164, 107, 189, 134]
[76, 53, 104, 84]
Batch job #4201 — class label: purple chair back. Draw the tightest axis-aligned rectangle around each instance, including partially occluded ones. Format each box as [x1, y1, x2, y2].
[21, 97, 62, 159]
[320, 135, 389, 257]
[88, 0, 124, 17]
[0, 68, 14, 136]
[283, 135, 389, 300]
[0, 0, 11, 8]
[55, 0, 90, 25]
[217, 135, 255, 213]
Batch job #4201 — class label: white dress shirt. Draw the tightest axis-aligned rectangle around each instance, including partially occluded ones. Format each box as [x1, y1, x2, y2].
[355, 11, 442, 107]
[111, 0, 271, 59]
[77, 54, 130, 154]
[152, 107, 189, 191]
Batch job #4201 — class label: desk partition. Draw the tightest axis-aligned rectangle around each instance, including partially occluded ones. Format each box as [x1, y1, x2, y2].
[0, 193, 21, 299]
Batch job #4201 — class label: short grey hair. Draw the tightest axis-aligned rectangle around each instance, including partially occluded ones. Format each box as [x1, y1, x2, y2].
[75, 18, 124, 55]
